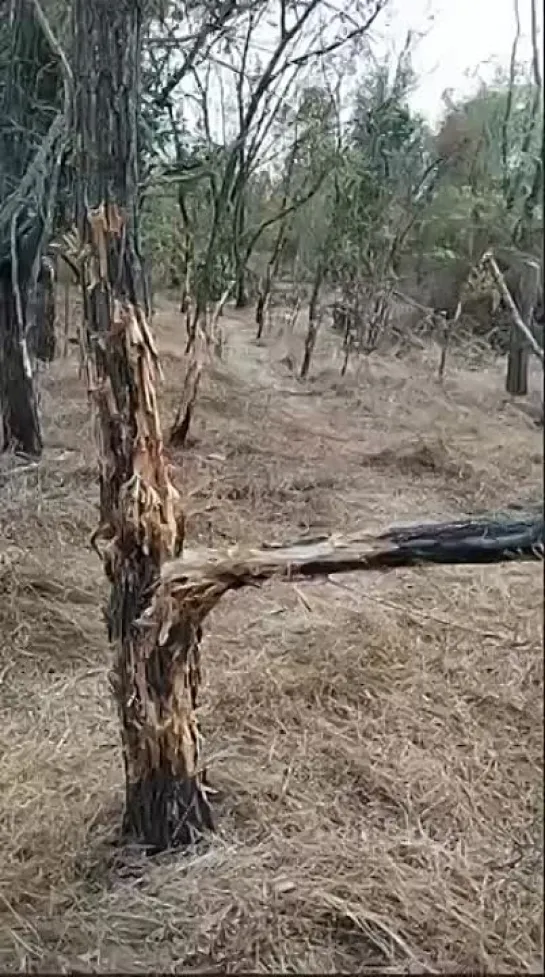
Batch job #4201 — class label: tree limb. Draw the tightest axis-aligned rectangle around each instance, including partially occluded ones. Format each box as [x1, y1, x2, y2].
[155, 512, 545, 630]
[154, 0, 241, 109]
[483, 251, 544, 362]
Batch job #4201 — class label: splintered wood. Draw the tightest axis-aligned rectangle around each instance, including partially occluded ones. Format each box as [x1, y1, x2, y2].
[79, 202, 212, 851]
[152, 515, 545, 645]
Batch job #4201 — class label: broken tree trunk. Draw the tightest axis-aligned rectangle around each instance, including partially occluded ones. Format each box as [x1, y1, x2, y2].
[161, 511, 545, 599]
[482, 252, 543, 395]
[145, 509, 545, 841]
[73, 0, 212, 851]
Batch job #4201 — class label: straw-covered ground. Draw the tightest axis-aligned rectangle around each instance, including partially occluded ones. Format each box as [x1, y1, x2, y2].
[0, 294, 543, 973]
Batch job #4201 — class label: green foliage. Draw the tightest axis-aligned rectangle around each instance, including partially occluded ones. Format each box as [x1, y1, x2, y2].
[1, 0, 540, 323]
[138, 26, 543, 308]
[430, 78, 543, 255]
[287, 55, 435, 285]
[416, 183, 511, 265]
[438, 80, 541, 190]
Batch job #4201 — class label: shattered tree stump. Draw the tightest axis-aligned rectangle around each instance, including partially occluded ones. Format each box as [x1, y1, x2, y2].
[73, 0, 212, 851]
[82, 209, 214, 851]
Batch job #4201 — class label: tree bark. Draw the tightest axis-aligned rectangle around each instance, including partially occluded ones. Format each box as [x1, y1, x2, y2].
[0, 275, 43, 455]
[160, 513, 545, 609]
[0, 216, 43, 455]
[300, 260, 324, 379]
[255, 265, 272, 341]
[501, 259, 541, 396]
[234, 259, 248, 308]
[28, 256, 56, 363]
[73, 0, 212, 851]
[255, 222, 287, 340]
[170, 357, 202, 447]
[506, 325, 529, 395]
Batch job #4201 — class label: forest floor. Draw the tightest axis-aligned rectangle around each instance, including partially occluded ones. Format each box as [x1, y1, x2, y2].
[0, 293, 543, 973]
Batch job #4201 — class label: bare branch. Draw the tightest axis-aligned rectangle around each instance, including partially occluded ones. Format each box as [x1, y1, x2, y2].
[154, 0, 242, 108]
[483, 251, 544, 362]
[268, 1, 385, 83]
[29, 0, 74, 104]
[243, 169, 328, 262]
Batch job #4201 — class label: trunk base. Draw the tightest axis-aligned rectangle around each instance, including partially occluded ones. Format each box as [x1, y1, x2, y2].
[123, 773, 214, 854]
[0, 279, 43, 456]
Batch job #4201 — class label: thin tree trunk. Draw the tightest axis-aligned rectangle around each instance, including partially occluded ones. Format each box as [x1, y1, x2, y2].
[235, 261, 247, 308]
[233, 190, 248, 309]
[232, 122, 248, 310]
[255, 222, 287, 341]
[482, 254, 542, 395]
[28, 256, 56, 363]
[73, 0, 212, 851]
[255, 268, 270, 341]
[0, 216, 43, 455]
[170, 356, 202, 447]
[438, 301, 462, 381]
[63, 279, 70, 356]
[340, 307, 353, 377]
[300, 260, 324, 379]
[0, 276, 43, 455]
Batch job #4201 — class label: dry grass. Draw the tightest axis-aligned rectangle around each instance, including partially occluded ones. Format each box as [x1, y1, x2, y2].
[0, 294, 542, 973]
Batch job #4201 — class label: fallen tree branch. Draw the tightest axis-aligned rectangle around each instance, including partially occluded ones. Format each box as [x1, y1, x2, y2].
[124, 510, 543, 846]
[154, 513, 545, 630]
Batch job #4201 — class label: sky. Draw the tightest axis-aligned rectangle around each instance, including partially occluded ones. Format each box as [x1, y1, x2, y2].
[376, 0, 543, 124]
[181, 0, 543, 146]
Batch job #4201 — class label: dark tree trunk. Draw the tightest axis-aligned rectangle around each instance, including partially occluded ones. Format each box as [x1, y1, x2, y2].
[170, 358, 202, 448]
[28, 256, 56, 363]
[255, 223, 287, 340]
[73, 0, 212, 851]
[255, 263, 272, 340]
[300, 260, 324, 379]
[0, 0, 65, 454]
[233, 164, 248, 309]
[506, 327, 529, 395]
[235, 262, 248, 308]
[505, 260, 539, 397]
[0, 275, 43, 456]
[255, 285, 267, 340]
